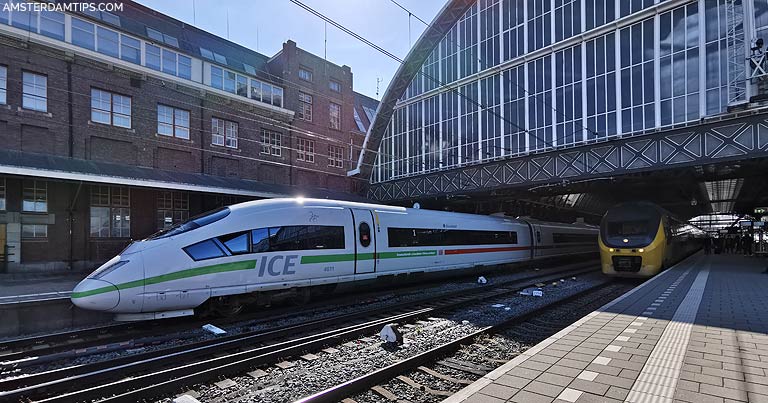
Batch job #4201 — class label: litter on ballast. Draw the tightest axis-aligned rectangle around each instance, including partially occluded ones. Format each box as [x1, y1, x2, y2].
[491, 303, 505, 308]
[379, 323, 403, 344]
[202, 324, 226, 335]
[477, 276, 488, 284]
[532, 289, 544, 297]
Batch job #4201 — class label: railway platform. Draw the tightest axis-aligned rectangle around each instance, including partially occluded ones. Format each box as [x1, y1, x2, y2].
[444, 253, 768, 403]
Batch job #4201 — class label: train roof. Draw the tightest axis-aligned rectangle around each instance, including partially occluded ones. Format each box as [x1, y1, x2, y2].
[226, 198, 597, 228]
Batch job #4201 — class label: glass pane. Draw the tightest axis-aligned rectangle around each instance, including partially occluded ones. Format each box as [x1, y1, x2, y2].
[72, 18, 95, 50]
[251, 228, 270, 252]
[184, 239, 226, 261]
[120, 35, 141, 64]
[97, 26, 120, 58]
[40, 11, 65, 40]
[220, 232, 249, 254]
[145, 44, 161, 71]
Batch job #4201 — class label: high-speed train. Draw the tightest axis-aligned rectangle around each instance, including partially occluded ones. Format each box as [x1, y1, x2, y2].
[599, 202, 703, 278]
[72, 198, 598, 321]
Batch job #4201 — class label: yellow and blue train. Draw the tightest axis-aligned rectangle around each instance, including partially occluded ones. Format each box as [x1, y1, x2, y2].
[599, 202, 703, 278]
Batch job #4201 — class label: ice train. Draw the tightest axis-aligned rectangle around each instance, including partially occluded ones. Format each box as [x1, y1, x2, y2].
[72, 198, 598, 320]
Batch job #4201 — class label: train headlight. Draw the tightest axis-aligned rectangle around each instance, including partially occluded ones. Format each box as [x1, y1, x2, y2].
[622, 238, 629, 243]
[638, 248, 644, 253]
[609, 248, 615, 252]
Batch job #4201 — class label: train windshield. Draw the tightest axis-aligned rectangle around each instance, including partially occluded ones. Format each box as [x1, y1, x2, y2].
[606, 221, 650, 237]
[148, 207, 230, 240]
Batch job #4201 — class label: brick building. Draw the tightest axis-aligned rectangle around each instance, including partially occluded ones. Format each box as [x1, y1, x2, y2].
[0, 1, 376, 272]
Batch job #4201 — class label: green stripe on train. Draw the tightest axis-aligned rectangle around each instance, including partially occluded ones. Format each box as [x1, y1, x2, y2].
[71, 260, 256, 299]
[73, 249, 441, 298]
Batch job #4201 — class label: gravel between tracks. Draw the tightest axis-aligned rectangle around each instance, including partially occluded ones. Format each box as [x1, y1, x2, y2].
[153, 272, 607, 403]
[2, 263, 589, 378]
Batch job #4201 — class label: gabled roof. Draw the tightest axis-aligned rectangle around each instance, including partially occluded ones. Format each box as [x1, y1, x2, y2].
[353, 91, 380, 133]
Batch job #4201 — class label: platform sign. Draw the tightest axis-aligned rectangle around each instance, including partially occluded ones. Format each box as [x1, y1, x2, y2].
[755, 207, 768, 214]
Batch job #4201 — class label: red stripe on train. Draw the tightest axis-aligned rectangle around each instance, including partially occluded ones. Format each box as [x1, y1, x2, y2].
[444, 246, 531, 255]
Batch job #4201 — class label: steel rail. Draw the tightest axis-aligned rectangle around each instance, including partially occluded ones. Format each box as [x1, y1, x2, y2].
[4, 266, 599, 402]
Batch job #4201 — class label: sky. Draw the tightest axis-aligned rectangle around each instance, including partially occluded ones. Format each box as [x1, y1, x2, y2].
[135, 0, 446, 100]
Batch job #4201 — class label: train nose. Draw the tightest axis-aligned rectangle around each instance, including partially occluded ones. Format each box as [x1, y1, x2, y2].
[71, 279, 120, 311]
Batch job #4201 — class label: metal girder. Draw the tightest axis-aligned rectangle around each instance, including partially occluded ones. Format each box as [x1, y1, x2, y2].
[349, 0, 476, 178]
[368, 110, 768, 202]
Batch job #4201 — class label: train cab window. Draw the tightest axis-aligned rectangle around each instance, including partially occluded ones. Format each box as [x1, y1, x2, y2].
[251, 228, 270, 253]
[359, 222, 371, 247]
[184, 239, 226, 261]
[219, 231, 249, 255]
[150, 207, 230, 239]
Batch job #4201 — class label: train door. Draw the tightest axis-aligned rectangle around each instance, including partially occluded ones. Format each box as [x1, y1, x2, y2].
[351, 209, 376, 274]
[533, 224, 544, 257]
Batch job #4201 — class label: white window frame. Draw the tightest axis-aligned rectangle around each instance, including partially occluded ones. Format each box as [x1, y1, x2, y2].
[212, 117, 238, 149]
[22, 180, 47, 212]
[328, 145, 344, 168]
[297, 137, 316, 163]
[157, 104, 190, 139]
[330, 102, 341, 130]
[0, 65, 6, 105]
[22, 224, 48, 239]
[299, 92, 313, 121]
[91, 88, 131, 128]
[22, 71, 47, 112]
[260, 129, 282, 157]
[299, 67, 313, 82]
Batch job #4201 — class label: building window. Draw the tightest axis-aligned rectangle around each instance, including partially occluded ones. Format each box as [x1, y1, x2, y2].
[40, 11, 65, 40]
[71, 17, 96, 50]
[212, 118, 238, 148]
[297, 138, 315, 163]
[260, 129, 282, 157]
[22, 71, 47, 112]
[328, 145, 344, 168]
[145, 44, 161, 71]
[120, 35, 141, 64]
[353, 108, 366, 132]
[91, 88, 131, 128]
[178, 55, 192, 80]
[22, 225, 47, 239]
[299, 67, 313, 81]
[22, 181, 47, 212]
[330, 102, 341, 130]
[0, 65, 5, 105]
[90, 186, 130, 238]
[298, 92, 313, 121]
[157, 104, 190, 139]
[0, 178, 5, 210]
[157, 191, 189, 230]
[97, 26, 120, 58]
[329, 80, 341, 93]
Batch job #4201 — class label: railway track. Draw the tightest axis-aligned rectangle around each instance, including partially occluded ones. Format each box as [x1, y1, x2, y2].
[0, 261, 593, 366]
[0, 265, 599, 402]
[298, 281, 635, 403]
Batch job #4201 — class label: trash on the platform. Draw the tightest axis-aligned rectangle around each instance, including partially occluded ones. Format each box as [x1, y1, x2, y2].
[491, 303, 505, 308]
[504, 307, 511, 311]
[571, 277, 577, 281]
[477, 276, 488, 284]
[462, 320, 470, 325]
[532, 289, 543, 297]
[202, 324, 226, 335]
[560, 279, 565, 282]
[379, 323, 403, 344]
